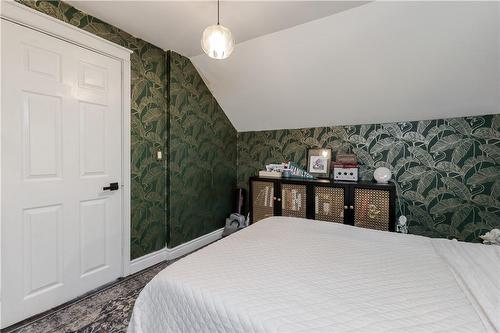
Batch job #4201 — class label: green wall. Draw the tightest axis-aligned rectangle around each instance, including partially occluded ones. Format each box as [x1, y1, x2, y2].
[168, 51, 237, 247]
[18, 1, 237, 258]
[238, 115, 500, 242]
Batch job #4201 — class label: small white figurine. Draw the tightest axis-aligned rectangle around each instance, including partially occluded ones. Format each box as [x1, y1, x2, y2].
[396, 216, 408, 234]
[480, 229, 500, 245]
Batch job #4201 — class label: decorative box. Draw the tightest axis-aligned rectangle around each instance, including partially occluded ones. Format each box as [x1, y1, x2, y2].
[333, 164, 358, 182]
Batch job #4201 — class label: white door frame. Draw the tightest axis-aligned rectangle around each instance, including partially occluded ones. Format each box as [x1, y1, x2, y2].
[0, 1, 132, 310]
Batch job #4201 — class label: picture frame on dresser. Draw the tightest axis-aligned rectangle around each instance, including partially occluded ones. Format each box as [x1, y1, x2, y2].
[307, 148, 332, 178]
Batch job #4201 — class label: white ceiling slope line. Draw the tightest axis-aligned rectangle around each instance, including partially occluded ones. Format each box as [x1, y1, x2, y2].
[191, 1, 500, 132]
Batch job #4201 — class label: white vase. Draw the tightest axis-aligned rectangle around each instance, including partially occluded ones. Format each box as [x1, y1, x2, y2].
[374, 167, 392, 184]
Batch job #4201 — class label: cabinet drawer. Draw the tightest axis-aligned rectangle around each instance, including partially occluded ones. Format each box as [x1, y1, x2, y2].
[353, 188, 391, 231]
[281, 183, 307, 218]
[314, 186, 345, 223]
[251, 181, 275, 223]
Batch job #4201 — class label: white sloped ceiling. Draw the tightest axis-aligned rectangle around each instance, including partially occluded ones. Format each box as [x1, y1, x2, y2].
[67, 0, 368, 57]
[191, 1, 500, 132]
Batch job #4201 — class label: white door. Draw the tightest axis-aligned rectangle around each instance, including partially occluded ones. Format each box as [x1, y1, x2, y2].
[1, 20, 123, 327]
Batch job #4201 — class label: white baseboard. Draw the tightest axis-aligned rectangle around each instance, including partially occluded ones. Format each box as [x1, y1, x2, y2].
[129, 248, 168, 275]
[127, 227, 224, 275]
[166, 227, 224, 260]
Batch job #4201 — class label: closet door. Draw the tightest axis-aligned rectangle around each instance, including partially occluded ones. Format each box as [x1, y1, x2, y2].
[2, 20, 123, 327]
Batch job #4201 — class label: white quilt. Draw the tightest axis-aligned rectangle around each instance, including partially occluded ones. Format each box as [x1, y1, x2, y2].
[128, 217, 500, 333]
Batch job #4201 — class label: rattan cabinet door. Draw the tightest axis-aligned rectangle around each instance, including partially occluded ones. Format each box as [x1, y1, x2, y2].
[314, 186, 345, 223]
[353, 188, 390, 231]
[251, 181, 275, 223]
[281, 184, 307, 218]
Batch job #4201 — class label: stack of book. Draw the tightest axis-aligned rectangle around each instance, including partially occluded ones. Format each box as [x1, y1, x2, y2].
[258, 163, 286, 178]
[257, 162, 316, 179]
[258, 170, 282, 178]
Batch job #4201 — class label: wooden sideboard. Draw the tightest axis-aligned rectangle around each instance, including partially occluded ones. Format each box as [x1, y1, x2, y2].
[249, 176, 396, 231]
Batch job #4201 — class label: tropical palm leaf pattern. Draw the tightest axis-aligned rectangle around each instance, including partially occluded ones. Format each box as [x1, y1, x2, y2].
[168, 52, 237, 247]
[238, 115, 500, 242]
[15, 1, 500, 252]
[18, 0, 168, 259]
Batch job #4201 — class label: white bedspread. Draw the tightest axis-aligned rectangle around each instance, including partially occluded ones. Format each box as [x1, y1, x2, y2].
[128, 217, 500, 333]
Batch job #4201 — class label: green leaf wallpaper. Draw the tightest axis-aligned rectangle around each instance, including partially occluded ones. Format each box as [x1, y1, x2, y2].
[238, 115, 500, 241]
[13, 1, 500, 257]
[17, 0, 168, 259]
[168, 51, 237, 247]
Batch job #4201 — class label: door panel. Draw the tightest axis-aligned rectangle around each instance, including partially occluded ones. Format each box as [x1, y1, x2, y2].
[80, 102, 107, 177]
[24, 44, 62, 81]
[23, 205, 64, 298]
[2, 20, 123, 327]
[22, 92, 63, 179]
[250, 180, 275, 223]
[353, 188, 391, 231]
[79, 199, 108, 277]
[280, 183, 307, 219]
[314, 186, 346, 223]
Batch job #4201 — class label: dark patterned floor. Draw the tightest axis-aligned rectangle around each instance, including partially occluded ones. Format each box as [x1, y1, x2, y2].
[2, 261, 170, 333]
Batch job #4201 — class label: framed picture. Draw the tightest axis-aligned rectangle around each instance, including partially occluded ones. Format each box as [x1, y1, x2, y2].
[307, 148, 331, 178]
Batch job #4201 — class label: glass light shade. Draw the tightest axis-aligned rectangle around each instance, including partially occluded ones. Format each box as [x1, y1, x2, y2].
[201, 24, 234, 59]
[373, 167, 392, 184]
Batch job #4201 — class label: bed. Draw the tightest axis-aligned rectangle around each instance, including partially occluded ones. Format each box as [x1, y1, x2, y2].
[128, 217, 500, 333]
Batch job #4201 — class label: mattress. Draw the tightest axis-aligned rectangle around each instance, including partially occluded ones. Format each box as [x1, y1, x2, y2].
[128, 217, 500, 333]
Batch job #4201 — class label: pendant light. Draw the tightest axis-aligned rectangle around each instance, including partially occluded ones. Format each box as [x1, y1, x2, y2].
[201, 0, 234, 59]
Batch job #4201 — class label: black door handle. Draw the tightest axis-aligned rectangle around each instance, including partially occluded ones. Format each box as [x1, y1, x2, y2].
[103, 182, 119, 191]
